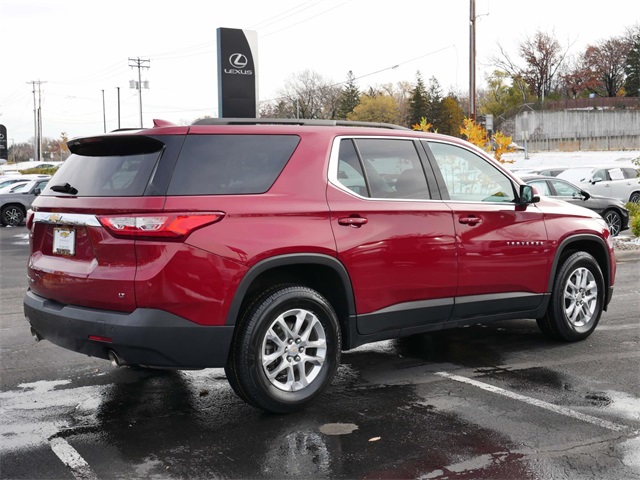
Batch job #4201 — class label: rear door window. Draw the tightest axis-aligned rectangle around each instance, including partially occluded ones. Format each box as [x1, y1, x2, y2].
[334, 138, 431, 199]
[167, 135, 300, 195]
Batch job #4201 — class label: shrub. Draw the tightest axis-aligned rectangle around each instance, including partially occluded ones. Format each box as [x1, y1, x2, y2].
[631, 215, 640, 237]
[18, 167, 58, 175]
[626, 202, 640, 237]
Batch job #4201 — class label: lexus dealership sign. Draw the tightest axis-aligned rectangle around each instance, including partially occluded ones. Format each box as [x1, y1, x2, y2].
[217, 28, 258, 118]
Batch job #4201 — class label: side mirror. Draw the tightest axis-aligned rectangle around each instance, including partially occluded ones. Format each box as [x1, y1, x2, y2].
[591, 177, 602, 184]
[33, 188, 41, 196]
[580, 189, 591, 200]
[518, 184, 540, 205]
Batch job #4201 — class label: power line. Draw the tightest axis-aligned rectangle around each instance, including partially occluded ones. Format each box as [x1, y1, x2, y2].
[251, 1, 321, 30]
[261, 1, 351, 38]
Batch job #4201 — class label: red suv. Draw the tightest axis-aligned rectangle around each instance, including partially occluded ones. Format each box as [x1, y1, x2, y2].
[24, 119, 616, 413]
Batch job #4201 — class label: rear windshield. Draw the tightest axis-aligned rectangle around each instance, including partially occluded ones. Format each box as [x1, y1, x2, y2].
[166, 134, 300, 195]
[41, 136, 163, 197]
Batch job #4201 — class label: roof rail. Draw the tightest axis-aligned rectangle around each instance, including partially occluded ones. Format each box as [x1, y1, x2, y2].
[191, 117, 410, 130]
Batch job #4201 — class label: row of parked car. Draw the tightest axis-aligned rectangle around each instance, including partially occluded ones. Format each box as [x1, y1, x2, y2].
[0, 162, 638, 236]
[511, 164, 639, 236]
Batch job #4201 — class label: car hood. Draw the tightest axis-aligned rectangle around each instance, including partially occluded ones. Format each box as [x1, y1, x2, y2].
[587, 193, 626, 207]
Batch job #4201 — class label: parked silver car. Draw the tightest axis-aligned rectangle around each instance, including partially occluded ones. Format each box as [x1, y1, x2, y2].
[0, 178, 50, 226]
[558, 165, 640, 204]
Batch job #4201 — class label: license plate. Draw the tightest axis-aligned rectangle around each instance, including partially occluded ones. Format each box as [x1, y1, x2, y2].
[53, 228, 76, 256]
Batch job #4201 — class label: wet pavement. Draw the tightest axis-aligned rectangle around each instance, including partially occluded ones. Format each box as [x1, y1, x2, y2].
[1, 226, 639, 479]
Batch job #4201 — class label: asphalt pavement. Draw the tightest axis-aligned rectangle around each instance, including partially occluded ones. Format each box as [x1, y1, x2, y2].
[1, 225, 639, 479]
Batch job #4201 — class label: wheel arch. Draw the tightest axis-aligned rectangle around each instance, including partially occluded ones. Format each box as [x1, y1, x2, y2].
[226, 254, 356, 346]
[1, 202, 27, 213]
[548, 234, 612, 308]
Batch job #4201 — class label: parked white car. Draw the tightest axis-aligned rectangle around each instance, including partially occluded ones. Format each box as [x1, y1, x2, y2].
[0, 181, 30, 194]
[558, 165, 640, 203]
[0, 174, 51, 189]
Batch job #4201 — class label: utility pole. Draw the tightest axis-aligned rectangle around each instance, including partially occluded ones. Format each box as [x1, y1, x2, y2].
[27, 80, 46, 161]
[469, 0, 476, 121]
[128, 57, 150, 128]
[102, 89, 106, 133]
[116, 87, 121, 129]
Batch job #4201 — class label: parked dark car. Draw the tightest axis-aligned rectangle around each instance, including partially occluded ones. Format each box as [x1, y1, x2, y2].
[0, 178, 50, 226]
[513, 167, 568, 177]
[24, 119, 617, 413]
[521, 175, 629, 236]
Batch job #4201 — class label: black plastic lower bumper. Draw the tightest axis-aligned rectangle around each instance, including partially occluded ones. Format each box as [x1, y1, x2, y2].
[24, 290, 234, 369]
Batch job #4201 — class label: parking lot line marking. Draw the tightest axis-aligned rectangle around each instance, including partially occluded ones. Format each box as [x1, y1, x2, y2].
[435, 371, 628, 432]
[49, 437, 98, 480]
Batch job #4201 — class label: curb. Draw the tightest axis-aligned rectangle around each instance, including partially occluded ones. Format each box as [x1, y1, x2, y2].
[615, 249, 640, 262]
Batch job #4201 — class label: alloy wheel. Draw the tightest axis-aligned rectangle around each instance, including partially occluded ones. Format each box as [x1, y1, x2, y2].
[260, 308, 327, 392]
[563, 267, 598, 328]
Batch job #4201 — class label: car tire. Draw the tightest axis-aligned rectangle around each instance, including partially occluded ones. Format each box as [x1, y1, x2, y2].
[1, 205, 25, 227]
[630, 192, 640, 204]
[602, 209, 622, 237]
[540, 251, 604, 342]
[225, 285, 341, 413]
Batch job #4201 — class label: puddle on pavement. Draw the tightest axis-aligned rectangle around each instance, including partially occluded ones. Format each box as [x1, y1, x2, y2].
[475, 366, 640, 421]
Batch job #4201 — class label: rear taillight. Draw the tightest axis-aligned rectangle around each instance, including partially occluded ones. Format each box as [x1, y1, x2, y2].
[97, 212, 225, 240]
[26, 210, 35, 231]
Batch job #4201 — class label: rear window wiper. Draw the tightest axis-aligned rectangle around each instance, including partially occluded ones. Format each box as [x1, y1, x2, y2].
[50, 183, 78, 195]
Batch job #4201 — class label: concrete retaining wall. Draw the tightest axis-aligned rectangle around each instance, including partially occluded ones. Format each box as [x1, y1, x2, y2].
[514, 110, 640, 151]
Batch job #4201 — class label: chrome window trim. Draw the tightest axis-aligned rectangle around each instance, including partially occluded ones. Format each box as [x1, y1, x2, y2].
[327, 135, 521, 206]
[32, 211, 101, 227]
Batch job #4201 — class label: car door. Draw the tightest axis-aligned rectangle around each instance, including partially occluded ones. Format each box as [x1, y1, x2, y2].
[604, 167, 631, 202]
[327, 137, 458, 337]
[621, 168, 640, 203]
[424, 140, 549, 322]
[588, 167, 631, 200]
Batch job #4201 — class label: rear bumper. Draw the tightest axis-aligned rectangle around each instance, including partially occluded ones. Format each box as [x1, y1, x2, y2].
[24, 290, 233, 368]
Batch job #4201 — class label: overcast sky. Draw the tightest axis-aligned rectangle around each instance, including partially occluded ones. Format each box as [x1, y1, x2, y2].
[1, 0, 638, 148]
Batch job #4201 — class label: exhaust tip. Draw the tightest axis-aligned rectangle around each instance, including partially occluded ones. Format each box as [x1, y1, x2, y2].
[30, 327, 42, 342]
[108, 350, 122, 368]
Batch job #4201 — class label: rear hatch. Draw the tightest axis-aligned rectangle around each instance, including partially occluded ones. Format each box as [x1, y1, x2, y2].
[27, 133, 184, 312]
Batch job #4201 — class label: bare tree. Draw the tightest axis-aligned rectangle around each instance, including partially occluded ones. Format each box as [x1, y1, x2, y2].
[582, 37, 631, 97]
[277, 70, 341, 119]
[492, 30, 571, 101]
[519, 30, 570, 99]
[490, 44, 532, 102]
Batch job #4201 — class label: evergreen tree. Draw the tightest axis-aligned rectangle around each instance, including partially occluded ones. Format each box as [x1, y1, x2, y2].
[408, 71, 429, 127]
[624, 33, 640, 97]
[337, 71, 360, 119]
[439, 96, 465, 137]
[426, 76, 445, 130]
